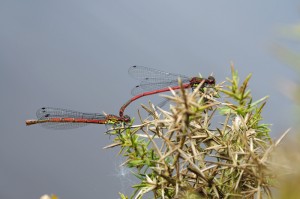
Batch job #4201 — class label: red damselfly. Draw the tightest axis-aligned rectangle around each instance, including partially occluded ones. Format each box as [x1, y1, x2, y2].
[119, 66, 215, 117]
[26, 107, 130, 130]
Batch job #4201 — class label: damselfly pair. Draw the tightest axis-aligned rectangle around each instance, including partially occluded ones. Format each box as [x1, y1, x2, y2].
[26, 66, 215, 130]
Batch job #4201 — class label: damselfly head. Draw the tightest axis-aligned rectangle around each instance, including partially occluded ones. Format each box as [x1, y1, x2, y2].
[122, 115, 131, 123]
[190, 76, 215, 88]
[207, 76, 216, 85]
[106, 114, 131, 123]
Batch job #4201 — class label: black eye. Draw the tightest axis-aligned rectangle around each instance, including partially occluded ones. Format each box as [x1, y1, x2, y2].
[207, 76, 215, 84]
[45, 114, 50, 118]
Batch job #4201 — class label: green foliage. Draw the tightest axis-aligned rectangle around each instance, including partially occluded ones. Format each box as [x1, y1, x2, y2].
[105, 66, 281, 199]
[218, 66, 271, 140]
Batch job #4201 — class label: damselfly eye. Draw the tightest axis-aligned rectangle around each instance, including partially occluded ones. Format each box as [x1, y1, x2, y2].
[207, 76, 215, 84]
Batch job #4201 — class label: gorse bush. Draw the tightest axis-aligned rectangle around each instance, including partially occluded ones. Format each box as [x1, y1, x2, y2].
[106, 66, 287, 199]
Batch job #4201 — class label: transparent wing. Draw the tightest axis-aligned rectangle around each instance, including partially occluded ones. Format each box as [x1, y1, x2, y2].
[35, 107, 106, 130]
[129, 66, 190, 95]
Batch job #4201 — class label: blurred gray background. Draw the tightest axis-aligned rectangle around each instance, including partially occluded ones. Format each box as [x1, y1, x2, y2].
[0, 1, 299, 198]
